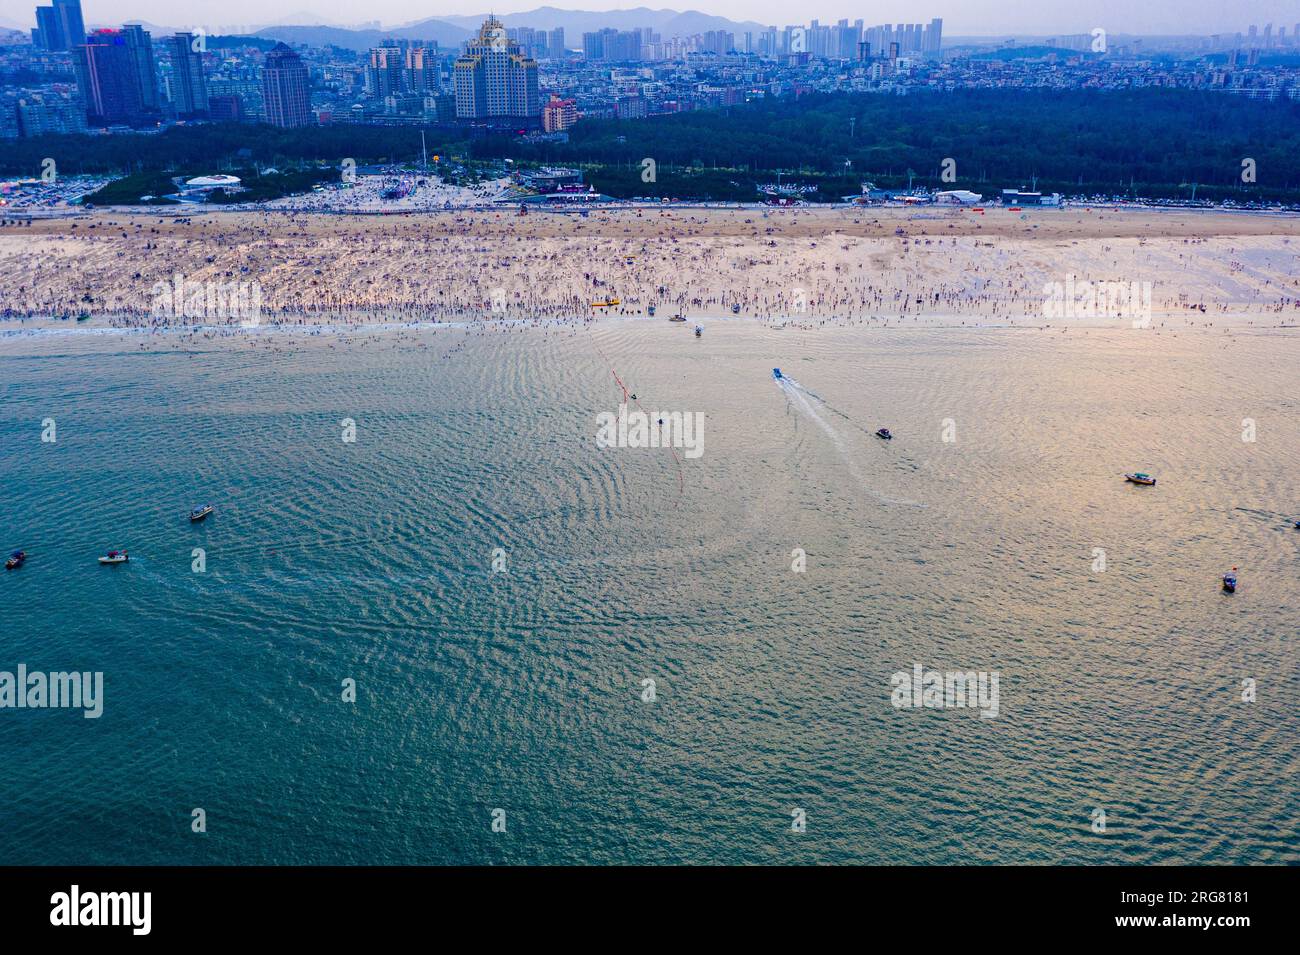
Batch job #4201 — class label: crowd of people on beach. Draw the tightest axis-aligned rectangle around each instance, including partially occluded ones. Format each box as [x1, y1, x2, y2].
[2, 208, 1298, 340]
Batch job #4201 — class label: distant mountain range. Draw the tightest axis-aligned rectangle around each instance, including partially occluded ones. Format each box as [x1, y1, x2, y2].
[17, 7, 787, 51]
[435, 8, 772, 35]
[253, 20, 471, 52]
[252, 8, 770, 52]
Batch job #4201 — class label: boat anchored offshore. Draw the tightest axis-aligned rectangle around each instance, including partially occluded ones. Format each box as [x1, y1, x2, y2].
[1125, 472, 1156, 486]
[189, 504, 214, 522]
[1222, 568, 1238, 593]
[875, 428, 893, 440]
[98, 550, 129, 565]
[5, 550, 25, 570]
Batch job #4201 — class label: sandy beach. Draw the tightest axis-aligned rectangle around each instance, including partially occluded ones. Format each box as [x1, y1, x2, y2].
[1, 205, 1298, 328]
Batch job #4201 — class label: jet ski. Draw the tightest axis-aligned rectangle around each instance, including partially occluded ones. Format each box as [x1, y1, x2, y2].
[772, 368, 783, 380]
[875, 428, 892, 440]
[1222, 569, 1237, 593]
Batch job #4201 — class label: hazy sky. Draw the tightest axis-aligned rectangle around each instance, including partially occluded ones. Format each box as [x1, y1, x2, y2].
[2, 1, 1297, 36]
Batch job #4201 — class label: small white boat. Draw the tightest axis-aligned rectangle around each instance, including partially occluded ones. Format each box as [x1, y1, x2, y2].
[98, 550, 129, 565]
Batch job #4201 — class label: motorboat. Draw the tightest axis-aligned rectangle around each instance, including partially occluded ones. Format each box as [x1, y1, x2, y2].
[875, 428, 892, 440]
[5, 550, 24, 570]
[98, 550, 129, 565]
[1125, 473, 1156, 486]
[189, 504, 214, 522]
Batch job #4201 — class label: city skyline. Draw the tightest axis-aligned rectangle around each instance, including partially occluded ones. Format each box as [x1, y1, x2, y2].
[4, 1, 1300, 37]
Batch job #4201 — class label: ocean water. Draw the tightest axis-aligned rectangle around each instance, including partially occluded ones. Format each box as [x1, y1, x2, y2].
[1, 319, 1297, 865]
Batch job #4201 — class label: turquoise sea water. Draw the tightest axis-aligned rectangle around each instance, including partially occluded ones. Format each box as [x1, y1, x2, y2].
[1, 319, 1297, 864]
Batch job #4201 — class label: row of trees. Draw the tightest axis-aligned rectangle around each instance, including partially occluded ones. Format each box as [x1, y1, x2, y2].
[4, 88, 1298, 203]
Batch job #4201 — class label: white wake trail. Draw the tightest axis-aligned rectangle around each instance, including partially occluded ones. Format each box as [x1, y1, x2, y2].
[778, 377, 924, 508]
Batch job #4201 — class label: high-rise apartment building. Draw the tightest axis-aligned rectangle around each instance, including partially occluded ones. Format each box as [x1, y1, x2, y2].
[261, 42, 312, 127]
[166, 33, 209, 118]
[548, 28, 566, 59]
[74, 28, 153, 126]
[31, 0, 85, 52]
[542, 94, 576, 132]
[453, 18, 539, 122]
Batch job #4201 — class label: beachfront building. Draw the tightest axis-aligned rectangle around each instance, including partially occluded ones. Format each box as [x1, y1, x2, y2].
[261, 43, 312, 128]
[453, 17, 540, 123]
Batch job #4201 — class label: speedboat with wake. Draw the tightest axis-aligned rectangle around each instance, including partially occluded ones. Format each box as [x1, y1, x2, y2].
[5, 550, 25, 570]
[1125, 472, 1156, 486]
[189, 504, 214, 522]
[98, 550, 129, 565]
[1222, 568, 1238, 593]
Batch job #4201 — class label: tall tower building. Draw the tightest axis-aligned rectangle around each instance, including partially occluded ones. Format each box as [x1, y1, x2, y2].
[367, 43, 405, 98]
[454, 17, 539, 122]
[75, 29, 152, 126]
[32, 0, 84, 51]
[261, 42, 312, 128]
[166, 33, 209, 118]
[122, 24, 160, 113]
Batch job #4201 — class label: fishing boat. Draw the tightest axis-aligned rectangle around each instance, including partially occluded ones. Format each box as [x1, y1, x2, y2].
[1125, 472, 1156, 486]
[98, 550, 129, 565]
[694, 325, 703, 337]
[189, 504, 214, 522]
[669, 313, 687, 322]
[5, 550, 25, 570]
[772, 368, 783, 380]
[875, 428, 893, 440]
[1222, 568, 1238, 593]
